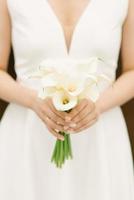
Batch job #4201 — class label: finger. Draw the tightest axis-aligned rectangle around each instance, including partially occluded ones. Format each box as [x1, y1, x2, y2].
[46, 126, 64, 141]
[41, 105, 65, 126]
[37, 111, 64, 140]
[44, 115, 65, 133]
[69, 118, 97, 134]
[67, 111, 98, 132]
[46, 98, 67, 120]
[71, 103, 95, 124]
[74, 112, 98, 130]
[75, 118, 97, 133]
[39, 111, 64, 131]
[66, 99, 89, 121]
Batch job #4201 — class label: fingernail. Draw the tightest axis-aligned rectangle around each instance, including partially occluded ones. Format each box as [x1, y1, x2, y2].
[55, 129, 59, 133]
[69, 123, 76, 128]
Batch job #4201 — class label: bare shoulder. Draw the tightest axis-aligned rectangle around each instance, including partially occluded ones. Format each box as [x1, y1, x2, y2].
[126, 0, 134, 18]
[0, 0, 8, 12]
[0, 0, 11, 38]
[121, 0, 134, 72]
[0, 0, 11, 70]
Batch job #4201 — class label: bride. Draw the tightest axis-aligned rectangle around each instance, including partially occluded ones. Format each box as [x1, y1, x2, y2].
[0, 0, 134, 199]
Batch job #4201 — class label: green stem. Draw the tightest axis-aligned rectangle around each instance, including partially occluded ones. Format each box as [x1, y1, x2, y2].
[51, 139, 58, 163]
[51, 131, 73, 168]
[63, 140, 65, 164]
[67, 134, 73, 159]
[55, 139, 61, 167]
[64, 134, 69, 159]
[59, 140, 64, 168]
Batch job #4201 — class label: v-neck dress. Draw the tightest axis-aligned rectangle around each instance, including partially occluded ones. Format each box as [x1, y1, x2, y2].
[0, 0, 134, 199]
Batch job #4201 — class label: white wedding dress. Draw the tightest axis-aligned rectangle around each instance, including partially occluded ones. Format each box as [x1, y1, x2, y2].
[0, 0, 134, 199]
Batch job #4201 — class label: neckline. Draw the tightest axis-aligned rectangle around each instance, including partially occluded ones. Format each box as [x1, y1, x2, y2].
[45, 0, 94, 56]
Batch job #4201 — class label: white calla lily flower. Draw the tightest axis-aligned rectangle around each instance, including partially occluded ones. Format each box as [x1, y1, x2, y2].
[38, 87, 56, 99]
[78, 83, 99, 102]
[41, 74, 58, 87]
[52, 90, 78, 111]
[86, 84, 100, 102]
[62, 76, 85, 96]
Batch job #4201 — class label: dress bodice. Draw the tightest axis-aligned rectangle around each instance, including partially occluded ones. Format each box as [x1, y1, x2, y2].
[7, 0, 128, 83]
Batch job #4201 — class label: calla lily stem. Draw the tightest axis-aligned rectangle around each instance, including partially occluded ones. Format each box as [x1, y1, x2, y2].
[51, 132, 73, 168]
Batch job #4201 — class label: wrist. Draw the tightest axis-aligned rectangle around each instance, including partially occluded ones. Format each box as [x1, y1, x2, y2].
[27, 89, 38, 110]
[95, 99, 104, 116]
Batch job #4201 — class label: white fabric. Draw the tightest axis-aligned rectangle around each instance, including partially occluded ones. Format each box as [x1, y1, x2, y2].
[0, 0, 134, 199]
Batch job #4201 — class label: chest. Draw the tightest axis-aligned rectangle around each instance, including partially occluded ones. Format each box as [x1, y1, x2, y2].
[43, 0, 92, 50]
[7, 0, 128, 59]
[46, 0, 91, 25]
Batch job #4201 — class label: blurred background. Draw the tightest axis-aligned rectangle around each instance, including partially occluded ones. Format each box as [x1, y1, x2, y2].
[0, 48, 134, 159]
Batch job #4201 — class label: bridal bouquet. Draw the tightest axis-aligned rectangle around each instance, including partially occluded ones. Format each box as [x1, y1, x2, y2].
[29, 57, 112, 168]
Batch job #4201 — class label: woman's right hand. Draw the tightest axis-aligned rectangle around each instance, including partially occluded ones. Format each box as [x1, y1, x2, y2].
[32, 95, 67, 141]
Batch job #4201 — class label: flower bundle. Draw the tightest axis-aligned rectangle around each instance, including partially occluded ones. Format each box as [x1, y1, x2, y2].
[29, 57, 112, 168]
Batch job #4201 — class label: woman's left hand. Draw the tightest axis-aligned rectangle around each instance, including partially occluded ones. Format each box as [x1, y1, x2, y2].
[64, 99, 100, 133]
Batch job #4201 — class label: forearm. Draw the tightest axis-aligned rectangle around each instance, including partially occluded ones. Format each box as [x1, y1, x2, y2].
[0, 69, 37, 109]
[96, 70, 134, 114]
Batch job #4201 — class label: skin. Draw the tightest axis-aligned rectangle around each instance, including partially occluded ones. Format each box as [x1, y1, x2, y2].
[0, 0, 134, 141]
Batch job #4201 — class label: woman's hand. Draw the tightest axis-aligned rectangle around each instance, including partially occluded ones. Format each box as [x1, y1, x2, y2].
[32, 96, 68, 141]
[64, 99, 100, 133]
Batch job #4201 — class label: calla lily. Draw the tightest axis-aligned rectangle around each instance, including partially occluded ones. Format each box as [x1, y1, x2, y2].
[52, 90, 78, 111]
[38, 87, 56, 99]
[60, 75, 86, 96]
[76, 57, 99, 75]
[78, 83, 99, 102]
[41, 74, 58, 87]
